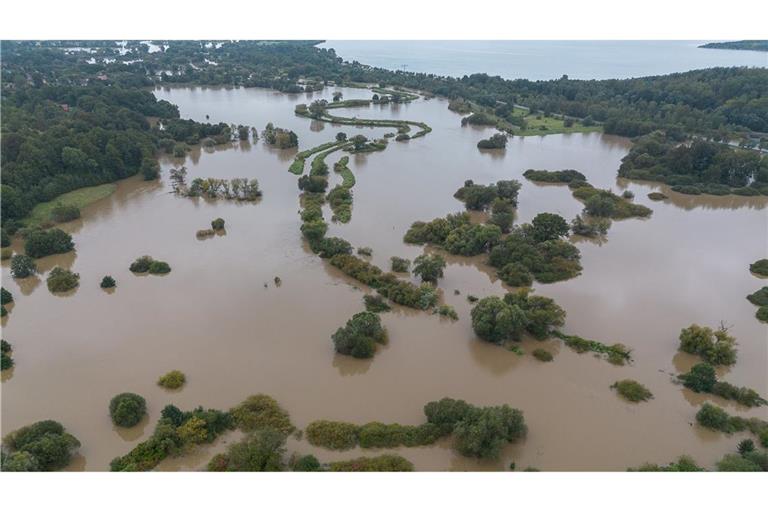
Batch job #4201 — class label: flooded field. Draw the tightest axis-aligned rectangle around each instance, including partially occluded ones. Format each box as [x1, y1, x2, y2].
[2, 85, 766, 471]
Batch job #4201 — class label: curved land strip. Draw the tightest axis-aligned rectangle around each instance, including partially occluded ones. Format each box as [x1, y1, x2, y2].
[289, 141, 348, 175]
[296, 97, 432, 140]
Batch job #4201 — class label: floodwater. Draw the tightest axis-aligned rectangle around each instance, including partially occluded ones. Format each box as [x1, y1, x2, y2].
[319, 40, 768, 80]
[2, 85, 766, 471]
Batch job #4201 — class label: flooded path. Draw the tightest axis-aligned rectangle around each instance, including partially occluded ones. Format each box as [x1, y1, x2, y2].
[2, 85, 766, 471]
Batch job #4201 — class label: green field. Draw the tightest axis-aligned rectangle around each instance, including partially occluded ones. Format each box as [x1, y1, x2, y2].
[23, 183, 117, 227]
[516, 114, 602, 136]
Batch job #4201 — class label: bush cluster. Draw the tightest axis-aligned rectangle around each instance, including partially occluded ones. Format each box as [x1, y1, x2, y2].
[24, 228, 75, 258]
[750, 259, 768, 277]
[50, 204, 81, 223]
[1, 420, 81, 471]
[488, 222, 581, 284]
[390, 256, 410, 273]
[208, 429, 287, 472]
[329, 253, 438, 310]
[1, 339, 14, 371]
[696, 403, 768, 447]
[111, 405, 232, 471]
[532, 348, 553, 362]
[424, 397, 527, 459]
[10, 254, 37, 278]
[678, 324, 737, 366]
[332, 311, 387, 359]
[363, 294, 391, 313]
[477, 133, 508, 149]
[328, 454, 414, 472]
[611, 380, 653, 402]
[552, 330, 631, 365]
[229, 394, 294, 435]
[100, 275, 116, 288]
[679, 363, 767, 407]
[523, 169, 586, 183]
[471, 289, 566, 344]
[109, 393, 147, 427]
[453, 179, 521, 210]
[1, 287, 13, 306]
[157, 370, 186, 390]
[46, 267, 80, 293]
[129, 255, 172, 275]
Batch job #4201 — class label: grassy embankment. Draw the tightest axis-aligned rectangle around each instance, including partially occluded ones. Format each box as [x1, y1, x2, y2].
[22, 183, 117, 228]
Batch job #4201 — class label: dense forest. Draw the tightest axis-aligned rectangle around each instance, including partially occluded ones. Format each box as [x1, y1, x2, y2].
[619, 132, 768, 194]
[2, 40, 767, 228]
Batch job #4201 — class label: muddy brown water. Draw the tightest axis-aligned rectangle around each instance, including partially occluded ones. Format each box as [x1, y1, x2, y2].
[2, 85, 766, 471]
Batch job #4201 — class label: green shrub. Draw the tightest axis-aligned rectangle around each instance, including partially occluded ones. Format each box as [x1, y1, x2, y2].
[696, 403, 735, 432]
[570, 214, 610, 237]
[552, 331, 632, 365]
[612, 380, 653, 402]
[530, 213, 569, 242]
[363, 294, 391, 313]
[1, 339, 14, 371]
[207, 429, 286, 472]
[50, 204, 81, 223]
[109, 393, 147, 427]
[332, 311, 387, 358]
[679, 324, 737, 366]
[471, 296, 527, 343]
[710, 381, 768, 407]
[498, 262, 533, 287]
[111, 406, 232, 471]
[750, 259, 768, 277]
[0, 229, 9, 248]
[453, 405, 527, 459]
[100, 275, 116, 289]
[1, 287, 13, 305]
[423, 398, 474, 434]
[1, 420, 80, 471]
[679, 363, 717, 392]
[453, 180, 521, 210]
[629, 455, 704, 472]
[647, 192, 668, 201]
[148, 260, 171, 274]
[436, 304, 458, 320]
[129, 255, 154, 273]
[523, 169, 587, 184]
[229, 394, 294, 434]
[757, 306, 768, 322]
[211, 218, 225, 230]
[46, 267, 80, 293]
[316, 237, 352, 259]
[292, 454, 322, 471]
[532, 348, 553, 362]
[488, 227, 582, 284]
[442, 223, 502, 256]
[413, 254, 446, 282]
[1, 248, 12, 260]
[328, 454, 413, 472]
[747, 287, 768, 306]
[305, 420, 360, 450]
[390, 256, 410, 272]
[24, 228, 74, 258]
[716, 454, 762, 472]
[157, 370, 186, 389]
[329, 253, 438, 310]
[357, 246, 373, 256]
[477, 133, 508, 149]
[10, 254, 37, 278]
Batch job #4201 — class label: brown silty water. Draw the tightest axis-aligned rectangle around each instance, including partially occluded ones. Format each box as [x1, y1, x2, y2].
[2, 85, 766, 471]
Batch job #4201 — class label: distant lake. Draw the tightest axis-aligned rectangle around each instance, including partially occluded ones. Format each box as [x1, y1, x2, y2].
[318, 40, 768, 80]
